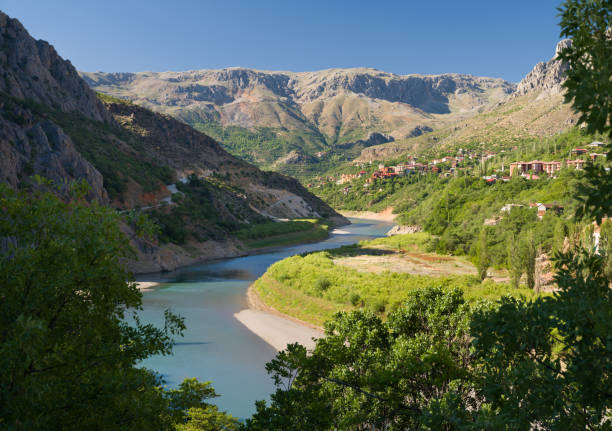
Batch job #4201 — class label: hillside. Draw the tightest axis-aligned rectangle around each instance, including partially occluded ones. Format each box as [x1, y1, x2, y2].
[0, 10, 345, 273]
[81, 67, 514, 173]
[357, 40, 577, 162]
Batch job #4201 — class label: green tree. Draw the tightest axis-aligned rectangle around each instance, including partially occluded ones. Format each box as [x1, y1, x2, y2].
[243, 288, 473, 431]
[558, 0, 612, 223]
[598, 219, 612, 278]
[0, 183, 234, 430]
[507, 234, 524, 288]
[557, 0, 611, 138]
[470, 247, 612, 429]
[466, 3, 612, 428]
[520, 230, 537, 290]
[474, 228, 491, 281]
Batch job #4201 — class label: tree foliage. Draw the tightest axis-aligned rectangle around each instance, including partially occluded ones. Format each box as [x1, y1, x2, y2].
[558, 0, 611, 138]
[0, 183, 236, 430]
[470, 247, 612, 429]
[243, 288, 473, 431]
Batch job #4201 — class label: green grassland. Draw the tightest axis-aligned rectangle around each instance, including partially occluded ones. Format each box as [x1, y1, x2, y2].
[235, 218, 330, 249]
[253, 233, 538, 326]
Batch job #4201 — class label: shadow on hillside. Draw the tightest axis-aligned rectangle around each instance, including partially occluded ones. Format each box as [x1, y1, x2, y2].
[328, 247, 395, 258]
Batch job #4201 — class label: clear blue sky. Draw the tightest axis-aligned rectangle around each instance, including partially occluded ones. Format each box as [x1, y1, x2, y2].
[2, 0, 565, 82]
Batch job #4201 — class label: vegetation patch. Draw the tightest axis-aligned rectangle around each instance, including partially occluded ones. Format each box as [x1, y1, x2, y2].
[236, 218, 330, 249]
[253, 233, 538, 326]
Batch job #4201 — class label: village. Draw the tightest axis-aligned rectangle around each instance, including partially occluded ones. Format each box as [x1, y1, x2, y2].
[307, 141, 608, 192]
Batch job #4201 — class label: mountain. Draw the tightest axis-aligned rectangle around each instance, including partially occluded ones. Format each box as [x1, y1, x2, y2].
[81, 68, 515, 172]
[514, 39, 571, 98]
[0, 12, 112, 202]
[356, 40, 577, 162]
[0, 10, 345, 272]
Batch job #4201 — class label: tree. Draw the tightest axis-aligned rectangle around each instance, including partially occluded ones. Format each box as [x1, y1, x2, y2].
[470, 247, 612, 429]
[466, 3, 612, 428]
[557, 0, 611, 138]
[243, 288, 474, 431]
[598, 219, 612, 278]
[520, 230, 537, 290]
[0, 183, 234, 430]
[169, 379, 238, 430]
[474, 228, 491, 281]
[507, 233, 524, 288]
[558, 0, 612, 223]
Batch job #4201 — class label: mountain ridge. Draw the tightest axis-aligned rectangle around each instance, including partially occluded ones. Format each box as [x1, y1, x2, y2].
[355, 39, 577, 162]
[81, 67, 516, 172]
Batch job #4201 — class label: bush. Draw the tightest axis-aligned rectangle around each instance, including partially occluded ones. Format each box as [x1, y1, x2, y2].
[314, 277, 331, 293]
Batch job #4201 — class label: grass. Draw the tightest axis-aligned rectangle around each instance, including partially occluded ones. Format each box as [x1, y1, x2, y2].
[238, 219, 330, 249]
[253, 233, 541, 326]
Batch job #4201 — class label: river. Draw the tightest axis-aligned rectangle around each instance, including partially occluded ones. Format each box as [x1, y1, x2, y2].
[137, 218, 394, 419]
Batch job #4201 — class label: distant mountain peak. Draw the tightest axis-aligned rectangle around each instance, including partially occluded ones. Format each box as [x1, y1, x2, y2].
[515, 39, 571, 98]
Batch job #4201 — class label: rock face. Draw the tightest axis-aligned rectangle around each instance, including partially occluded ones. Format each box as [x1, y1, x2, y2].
[515, 39, 571, 98]
[81, 68, 515, 144]
[406, 125, 434, 138]
[0, 11, 109, 202]
[387, 225, 422, 236]
[0, 107, 107, 202]
[0, 12, 113, 124]
[356, 41, 578, 164]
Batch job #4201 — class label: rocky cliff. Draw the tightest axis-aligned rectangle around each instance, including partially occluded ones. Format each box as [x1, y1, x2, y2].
[515, 39, 571, 98]
[0, 13, 112, 123]
[0, 11, 109, 202]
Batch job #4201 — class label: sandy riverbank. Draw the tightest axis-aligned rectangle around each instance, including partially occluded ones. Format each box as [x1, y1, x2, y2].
[339, 206, 397, 222]
[135, 281, 161, 291]
[234, 285, 324, 351]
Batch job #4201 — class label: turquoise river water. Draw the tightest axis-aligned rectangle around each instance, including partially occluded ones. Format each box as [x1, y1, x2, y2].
[137, 218, 393, 419]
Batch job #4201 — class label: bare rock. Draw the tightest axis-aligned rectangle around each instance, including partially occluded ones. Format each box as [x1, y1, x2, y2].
[387, 225, 422, 236]
[515, 39, 571, 98]
[0, 11, 113, 124]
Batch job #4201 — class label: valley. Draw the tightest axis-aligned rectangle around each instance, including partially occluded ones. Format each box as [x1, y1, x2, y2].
[2, 1, 611, 430]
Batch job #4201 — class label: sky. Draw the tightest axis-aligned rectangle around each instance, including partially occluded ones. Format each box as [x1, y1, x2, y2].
[1, 0, 565, 82]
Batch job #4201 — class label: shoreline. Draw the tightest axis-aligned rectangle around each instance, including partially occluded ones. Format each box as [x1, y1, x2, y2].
[234, 284, 324, 352]
[339, 207, 397, 222]
[135, 281, 161, 291]
[132, 216, 350, 275]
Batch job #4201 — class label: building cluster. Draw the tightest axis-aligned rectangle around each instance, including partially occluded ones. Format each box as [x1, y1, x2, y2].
[484, 202, 564, 225]
[308, 141, 608, 189]
[506, 142, 608, 179]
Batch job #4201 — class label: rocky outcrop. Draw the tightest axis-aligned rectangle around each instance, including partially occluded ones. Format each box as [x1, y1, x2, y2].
[387, 225, 422, 236]
[336, 132, 394, 150]
[123, 224, 246, 274]
[515, 39, 571, 98]
[0, 11, 113, 124]
[0, 10, 110, 202]
[0, 88, 109, 203]
[274, 150, 318, 165]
